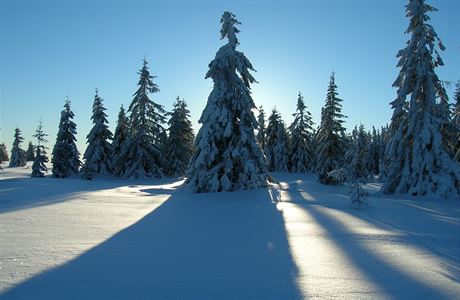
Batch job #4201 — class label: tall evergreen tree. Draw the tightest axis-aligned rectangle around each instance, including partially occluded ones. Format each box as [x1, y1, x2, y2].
[256, 106, 266, 150]
[315, 73, 347, 184]
[265, 109, 290, 172]
[186, 12, 268, 192]
[81, 90, 113, 179]
[453, 84, 460, 162]
[112, 105, 129, 177]
[26, 141, 35, 161]
[51, 98, 81, 178]
[289, 92, 315, 172]
[9, 128, 26, 167]
[383, 0, 459, 197]
[115, 59, 166, 178]
[164, 97, 195, 176]
[31, 121, 49, 177]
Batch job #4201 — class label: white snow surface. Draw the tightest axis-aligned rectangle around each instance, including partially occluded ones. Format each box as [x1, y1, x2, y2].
[1, 165, 459, 299]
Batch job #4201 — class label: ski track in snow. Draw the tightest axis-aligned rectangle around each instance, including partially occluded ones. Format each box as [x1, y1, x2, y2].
[0, 166, 459, 299]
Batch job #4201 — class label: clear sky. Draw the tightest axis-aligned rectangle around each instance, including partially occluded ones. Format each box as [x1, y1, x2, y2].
[1, 0, 459, 154]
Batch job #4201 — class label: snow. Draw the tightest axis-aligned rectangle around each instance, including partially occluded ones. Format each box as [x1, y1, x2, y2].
[1, 165, 459, 299]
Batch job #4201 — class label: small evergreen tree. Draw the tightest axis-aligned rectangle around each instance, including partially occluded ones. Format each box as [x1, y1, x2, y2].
[348, 125, 370, 180]
[315, 73, 347, 184]
[164, 97, 195, 176]
[81, 90, 113, 180]
[112, 105, 129, 177]
[115, 59, 166, 178]
[256, 106, 266, 150]
[9, 128, 27, 167]
[51, 98, 81, 178]
[289, 92, 315, 172]
[31, 121, 49, 177]
[0, 143, 9, 163]
[350, 182, 369, 208]
[382, 0, 460, 197]
[186, 12, 268, 192]
[26, 141, 35, 161]
[265, 109, 290, 172]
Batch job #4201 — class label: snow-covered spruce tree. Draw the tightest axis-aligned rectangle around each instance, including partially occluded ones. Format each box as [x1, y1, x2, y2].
[186, 12, 269, 192]
[164, 97, 195, 176]
[289, 92, 315, 172]
[382, 0, 460, 197]
[315, 73, 347, 184]
[378, 125, 390, 180]
[256, 106, 266, 150]
[0, 143, 9, 163]
[114, 59, 166, 178]
[51, 98, 81, 178]
[81, 90, 113, 180]
[265, 109, 290, 172]
[9, 128, 27, 167]
[112, 105, 129, 177]
[453, 84, 460, 162]
[26, 141, 35, 161]
[348, 125, 370, 180]
[31, 121, 49, 177]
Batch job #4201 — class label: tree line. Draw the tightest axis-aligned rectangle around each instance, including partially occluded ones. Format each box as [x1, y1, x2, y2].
[1, 0, 459, 197]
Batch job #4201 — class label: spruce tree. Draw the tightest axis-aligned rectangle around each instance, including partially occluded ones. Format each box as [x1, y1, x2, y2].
[51, 98, 81, 178]
[164, 97, 195, 176]
[31, 121, 49, 177]
[256, 106, 266, 150]
[265, 109, 290, 172]
[383, 0, 460, 197]
[0, 143, 9, 164]
[315, 73, 347, 184]
[365, 127, 381, 175]
[115, 59, 166, 178]
[9, 128, 27, 167]
[81, 90, 113, 179]
[289, 92, 315, 172]
[26, 141, 35, 161]
[112, 105, 129, 177]
[348, 125, 370, 180]
[453, 84, 460, 162]
[186, 12, 268, 192]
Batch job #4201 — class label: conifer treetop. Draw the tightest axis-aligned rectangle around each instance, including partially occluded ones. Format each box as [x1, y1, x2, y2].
[220, 11, 240, 48]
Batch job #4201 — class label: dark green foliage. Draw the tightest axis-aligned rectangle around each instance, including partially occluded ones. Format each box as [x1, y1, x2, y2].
[9, 128, 27, 167]
[164, 97, 195, 176]
[51, 98, 81, 178]
[265, 109, 290, 172]
[31, 121, 49, 178]
[315, 73, 347, 184]
[114, 59, 166, 178]
[289, 92, 315, 172]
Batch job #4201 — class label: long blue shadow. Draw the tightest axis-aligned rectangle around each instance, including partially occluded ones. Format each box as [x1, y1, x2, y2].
[1, 187, 301, 299]
[286, 187, 454, 299]
[0, 176, 174, 214]
[285, 176, 460, 286]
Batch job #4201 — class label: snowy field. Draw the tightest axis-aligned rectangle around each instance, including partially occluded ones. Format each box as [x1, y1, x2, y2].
[0, 165, 459, 299]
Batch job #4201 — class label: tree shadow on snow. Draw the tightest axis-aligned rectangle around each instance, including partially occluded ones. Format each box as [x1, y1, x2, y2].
[0, 176, 176, 214]
[281, 185, 457, 299]
[1, 185, 302, 299]
[280, 176, 460, 286]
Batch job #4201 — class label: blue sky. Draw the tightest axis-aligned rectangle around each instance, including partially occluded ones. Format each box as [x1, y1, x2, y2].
[1, 0, 459, 153]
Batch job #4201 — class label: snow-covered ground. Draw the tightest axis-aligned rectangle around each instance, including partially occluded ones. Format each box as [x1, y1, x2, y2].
[0, 165, 459, 299]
